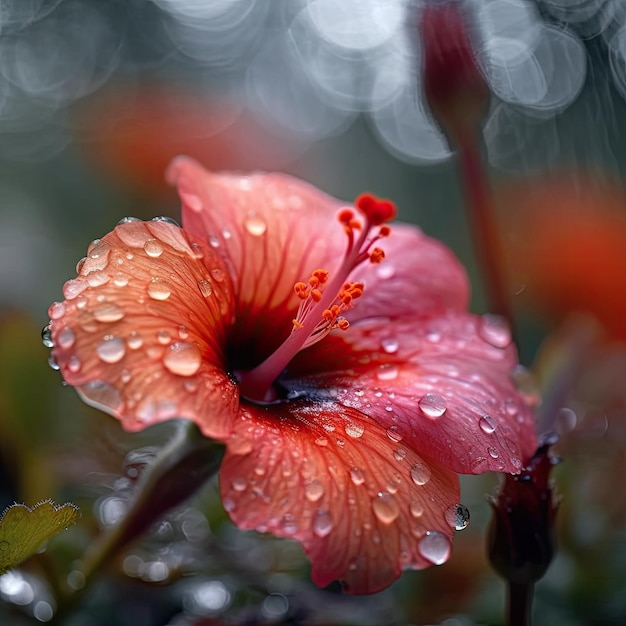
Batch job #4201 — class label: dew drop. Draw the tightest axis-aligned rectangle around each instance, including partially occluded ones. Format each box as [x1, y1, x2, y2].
[394, 448, 407, 461]
[349, 467, 365, 485]
[381, 337, 399, 354]
[198, 280, 213, 297]
[63, 278, 88, 300]
[49, 301, 66, 320]
[41, 324, 54, 348]
[117, 216, 141, 225]
[386, 425, 404, 443]
[211, 268, 225, 283]
[377, 364, 398, 380]
[410, 500, 424, 517]
[232, 477, 247, 492]
[114, 272, 129, 287]
[314, 436, 328, 446]
[68, 355, 81, 373]
[151, 216, 180, 227]
[418, 531, 451, 565]
[163, 342, 202, 376]
[48, 353, 60, 370]
[344, 421, 364, 438]
[313, 509, 333, 537]
[128, 331, 143, 350]
[488, 446, 499, 459]
[244, 213, 267, 236]
[58, 326, 75, 349]
[479, 314, 511, 348]
[305, 480, 325, 502]
[143, 239, 163, 258]
[94, 304, 125, 323]
[209, 234, 220, 248]
[479, 415, 498, 434]
[471, 456, 490, 473]
[410, 461, 431, 485]
[178, 325, 189, 340]
[372, 492, 400, 524]
[445, 504, 470, 531]
[418, 393, 447, 419]
[280, 514, 298, 534]
[190, 242, 204, 259]
[156, 330, 171, 345]
[96, 336, 126, 364]
[80, 380, 122, 412]
[148, 278, 171, 301]
[87, 271, 110, 287]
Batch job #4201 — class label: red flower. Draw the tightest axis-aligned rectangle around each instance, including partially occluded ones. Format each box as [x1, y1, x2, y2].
[45, 157, 536, 593]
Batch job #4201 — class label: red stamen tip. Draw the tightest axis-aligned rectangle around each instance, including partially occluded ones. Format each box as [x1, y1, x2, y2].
[370, 248, 385, 264]
[355, 193, 397, 225]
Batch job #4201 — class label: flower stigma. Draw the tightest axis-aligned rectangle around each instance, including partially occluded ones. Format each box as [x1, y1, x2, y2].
[238, 193, 396, 403]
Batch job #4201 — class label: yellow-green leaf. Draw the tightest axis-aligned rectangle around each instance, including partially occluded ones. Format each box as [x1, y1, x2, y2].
[0, 500, 80, 574]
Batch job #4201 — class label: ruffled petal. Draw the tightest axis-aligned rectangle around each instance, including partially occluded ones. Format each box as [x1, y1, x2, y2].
[166, 156, 350, 365]
[220, 400, 459, 594]
[48, 220, 238, 439]
[347, 224, 469, 320]
[284, 313, 536, 474]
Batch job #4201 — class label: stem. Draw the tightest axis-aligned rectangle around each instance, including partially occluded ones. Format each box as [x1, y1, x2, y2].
[52, 420, 223, 624]
[456, 130, 518, 342]
[507, 581, 534, 626]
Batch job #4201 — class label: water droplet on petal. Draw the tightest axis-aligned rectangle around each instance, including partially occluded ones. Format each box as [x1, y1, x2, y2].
[211, 268, 225, 283]
[488, 446, 499, 459]
[128, 331, 143, 350]
[471, 456, 490, 473]
[479, 415, 498, 434]
[376, 264, 395, 279]
[117, 216, 142, 225]
[313, 509, 333, 537]
[163, 342, 202, 376]
[445, 504, 470, 531]
[410, 462, 431, 485]
[87, 271, 110, 287]
[314, 436, 328, 446]
[114, 272, 129, 287]
[386, 425, 404, 442]
[97, 336, 126, 364]
[198, 280, 213, 297]
[48, 302, 66, 320]
[350, 467, 365, 485]
[372, 492, 400, 524]
[305, 480, 325, 502]
[48, 353, 60, 370]
[410, 500, 424, 517]
[244, 213, 267, 236]
[381, 337, 399, 354]
[80, 380, 122, 413]
[63, 278, 88, 300]
[280, 514, 298, 534]
[156, 330, 171, 345]
[418, 393, 447, 419]
[68, 355, 81, 373]
[151, 216, 180, 227]
[148, 278, 171, 301]
[178, 325, 189, 340]
[344, 421, 364, 438]
[58, 326, 75, 349]
[232, 477, 247, 492]
[94, 304, 125, 323]
[144, 239, 163, 258]
[377, 364, 398, 380]
[479, 314, 511, 348]
[418, 531, 451, 565]
[394, 448, 407, 461]
[42, 324, 54, 348]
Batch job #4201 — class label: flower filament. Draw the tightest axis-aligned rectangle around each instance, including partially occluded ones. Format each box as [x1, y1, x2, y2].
[239, 193, 396, 402]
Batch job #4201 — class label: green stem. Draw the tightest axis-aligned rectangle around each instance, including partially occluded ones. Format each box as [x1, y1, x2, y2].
[52, 420, 223, 623]
[507, 581, 534, 626]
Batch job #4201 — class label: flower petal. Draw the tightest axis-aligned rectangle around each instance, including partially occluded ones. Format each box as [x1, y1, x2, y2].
[48, 220, 238, 438]
[167, 156, 350, 364]
[285, 313, 536, 474]
[220, 400, 459, 594]
[347, 223, 469, 320]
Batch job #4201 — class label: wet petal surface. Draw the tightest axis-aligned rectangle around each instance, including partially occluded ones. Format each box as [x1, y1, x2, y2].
[285, 312, 536, 474]
[48, 220, 238, 438]
[220, 400, 459, 594]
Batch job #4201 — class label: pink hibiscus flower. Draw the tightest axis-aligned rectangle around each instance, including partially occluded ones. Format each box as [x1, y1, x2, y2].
[44, 156, 536, 594]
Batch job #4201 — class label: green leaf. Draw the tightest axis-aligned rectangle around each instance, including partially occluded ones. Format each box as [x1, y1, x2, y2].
[0, 500, 80, 574]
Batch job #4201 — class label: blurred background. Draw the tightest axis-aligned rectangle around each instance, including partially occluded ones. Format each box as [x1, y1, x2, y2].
[1, 0, 626, 624]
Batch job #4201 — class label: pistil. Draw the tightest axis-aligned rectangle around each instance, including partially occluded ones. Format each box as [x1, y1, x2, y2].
[238, 194, 396, 402]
